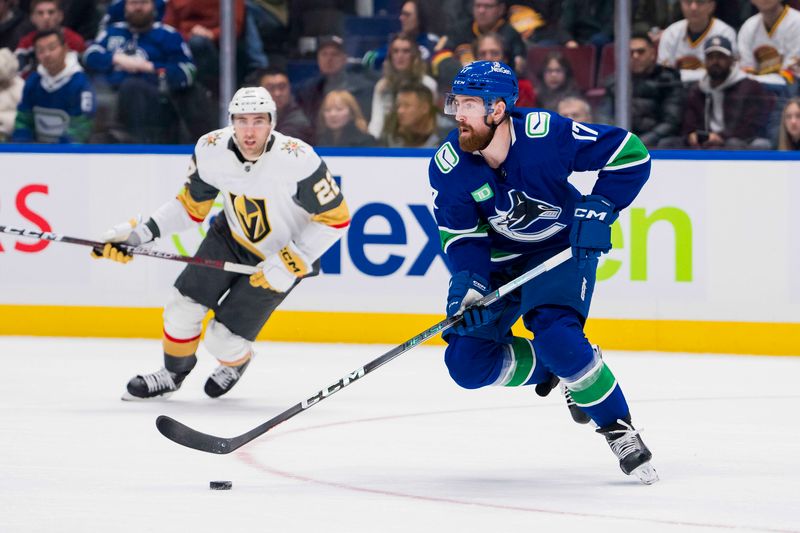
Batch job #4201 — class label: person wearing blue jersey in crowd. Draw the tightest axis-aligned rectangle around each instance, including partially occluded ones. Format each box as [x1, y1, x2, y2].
[12, 29, 94, 143]
[428, 60, 658, 484]
[84, 0, 214, 143]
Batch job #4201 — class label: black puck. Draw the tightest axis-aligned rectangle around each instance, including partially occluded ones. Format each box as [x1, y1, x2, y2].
[209, 480, 232, 490]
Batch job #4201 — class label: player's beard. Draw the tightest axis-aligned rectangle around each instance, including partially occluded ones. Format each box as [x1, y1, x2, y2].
[458, 123, 494, 152]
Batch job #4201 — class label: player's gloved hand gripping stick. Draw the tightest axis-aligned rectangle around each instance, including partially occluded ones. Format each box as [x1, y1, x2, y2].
[569, 194, 618, 266]
[0, 224, 259, 275]
[155, 247, 573, 454]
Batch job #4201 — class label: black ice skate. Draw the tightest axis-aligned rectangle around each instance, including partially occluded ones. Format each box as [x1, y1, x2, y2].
[597, 417, 659, 485]
[204, 357, 252, 398]
[122, 368, 187, 401]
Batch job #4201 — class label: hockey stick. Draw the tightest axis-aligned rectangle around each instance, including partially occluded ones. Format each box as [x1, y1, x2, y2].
[0, 224, 258, 275]
[156, 247, 573, 454]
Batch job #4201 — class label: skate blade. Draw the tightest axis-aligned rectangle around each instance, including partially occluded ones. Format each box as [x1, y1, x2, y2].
[121, 390, 174, 401]
[631, 462, 659, 485]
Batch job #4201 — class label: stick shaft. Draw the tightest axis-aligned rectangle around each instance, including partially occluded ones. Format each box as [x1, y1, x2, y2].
[0, 224, 258, 274]
[156, 247, 573, 454]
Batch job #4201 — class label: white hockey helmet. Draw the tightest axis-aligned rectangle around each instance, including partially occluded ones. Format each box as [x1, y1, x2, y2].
[228, 86, 277, 125]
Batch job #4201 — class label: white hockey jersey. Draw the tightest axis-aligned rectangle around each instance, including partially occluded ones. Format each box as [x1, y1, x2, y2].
[738, 5, 800, 85]
[658, 17, 737, 83]
[151, 127, 349, 262]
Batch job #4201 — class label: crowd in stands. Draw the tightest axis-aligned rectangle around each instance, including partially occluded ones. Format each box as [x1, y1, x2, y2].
[1, 0, 800, 151]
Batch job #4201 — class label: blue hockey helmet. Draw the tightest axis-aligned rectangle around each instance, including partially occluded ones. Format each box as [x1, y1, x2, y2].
[445, 61, 519, 116]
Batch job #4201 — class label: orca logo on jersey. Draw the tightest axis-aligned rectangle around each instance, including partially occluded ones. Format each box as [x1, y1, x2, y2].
[488, 190, 566, 242]
[231, 193, 270, 242]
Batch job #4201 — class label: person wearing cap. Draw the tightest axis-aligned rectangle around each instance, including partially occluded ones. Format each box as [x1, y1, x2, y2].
[296, 34, 376, 129]
[91, 86, 350, 401]
[667, 35, 775, 149]
[428, 60, 658, 484]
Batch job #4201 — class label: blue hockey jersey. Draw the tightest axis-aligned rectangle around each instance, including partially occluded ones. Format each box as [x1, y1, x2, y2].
[83, 21, 195, 90]
[428, 109, 650, 280]
[12, 53, 94, 143]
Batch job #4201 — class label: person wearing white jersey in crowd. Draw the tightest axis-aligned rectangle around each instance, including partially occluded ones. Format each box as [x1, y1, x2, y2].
[657, 0, 738, 83]
[92, 86, 350, 400]
[738, 0, 800, 86]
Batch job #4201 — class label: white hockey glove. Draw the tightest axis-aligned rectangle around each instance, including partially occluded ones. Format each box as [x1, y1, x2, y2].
[249, 242, 311, 292]
[90, 216, 155, 264]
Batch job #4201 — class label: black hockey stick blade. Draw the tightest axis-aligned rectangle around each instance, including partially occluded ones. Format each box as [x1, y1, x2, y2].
[155, 248, 573, 454]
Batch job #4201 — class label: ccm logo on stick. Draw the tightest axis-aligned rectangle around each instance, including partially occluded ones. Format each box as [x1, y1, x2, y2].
[300, 367, 366, 409]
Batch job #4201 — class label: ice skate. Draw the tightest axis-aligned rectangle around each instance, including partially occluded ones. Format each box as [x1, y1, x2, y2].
[597, 417, 659, 485]
[122, 367, 187, 401]
[204, 356, 252, 398]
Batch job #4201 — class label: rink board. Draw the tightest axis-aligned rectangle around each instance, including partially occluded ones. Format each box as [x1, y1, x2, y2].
[1, 146, 798, 355]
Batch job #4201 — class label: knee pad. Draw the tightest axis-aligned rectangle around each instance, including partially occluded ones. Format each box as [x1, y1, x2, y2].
[204, 319, 252, 364]
[444, 336, 507, 389]
[163, 288, 206, 358]
[528, 306, 593, 378]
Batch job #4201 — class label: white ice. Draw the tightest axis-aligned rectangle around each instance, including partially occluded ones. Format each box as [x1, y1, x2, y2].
[1, 336, 799, 533]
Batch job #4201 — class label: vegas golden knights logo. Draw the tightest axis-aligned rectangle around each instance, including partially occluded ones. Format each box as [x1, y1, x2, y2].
[230, 193, 270, 242]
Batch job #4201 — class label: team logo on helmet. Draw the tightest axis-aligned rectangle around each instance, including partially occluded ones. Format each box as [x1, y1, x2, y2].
[488, 190, 565, 242]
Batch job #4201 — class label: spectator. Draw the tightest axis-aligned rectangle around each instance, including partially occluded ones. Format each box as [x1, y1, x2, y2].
[296, 35, 376, 124]
[439, 0, 526, 74]
[382, 81, 452, 147]
[777, 96, 800, 149]
[738, 0, 800, 86]
[98, 0, 166, 33]
[560, 0, 614, 49]
[507, 1, 567, 45]
[163, 0, 245, 95]
[658, 0, 738, 83]
[84, 0, 214, 144]
[315, 89, 378, 147]
[0, 47, 23, 140]
[533, 51, 580, 111]
[248, 66, 313, 143]
[0, 0, 33, 50]
[12, 29, 93, 142]
[663, 36, 774, 149]
[604, 33, 684, 148]
[15, 0, 86, 78]
[473, 32, 536, 106]
[363, 0, 440, 72]
[368, 34, 437, 138]
[557, 95, 592, 122]
[60, 0, 100, 40]
[244, 0, 289, 70]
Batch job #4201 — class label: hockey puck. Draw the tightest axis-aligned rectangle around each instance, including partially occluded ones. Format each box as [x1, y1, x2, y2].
[209, 480, 232, 490]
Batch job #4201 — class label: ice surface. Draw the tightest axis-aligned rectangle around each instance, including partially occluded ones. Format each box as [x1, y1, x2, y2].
[1, 336, 798, 533]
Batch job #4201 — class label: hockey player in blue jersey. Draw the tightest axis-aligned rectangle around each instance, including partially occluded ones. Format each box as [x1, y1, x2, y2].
[428, 61, 658, 484]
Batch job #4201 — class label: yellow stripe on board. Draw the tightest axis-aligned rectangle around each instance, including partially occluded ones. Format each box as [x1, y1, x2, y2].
[0, 305, 798, 356]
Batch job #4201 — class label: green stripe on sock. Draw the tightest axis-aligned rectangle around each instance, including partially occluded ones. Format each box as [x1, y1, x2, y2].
[569, 363, 617, 406]
[505, 337, 534, 387]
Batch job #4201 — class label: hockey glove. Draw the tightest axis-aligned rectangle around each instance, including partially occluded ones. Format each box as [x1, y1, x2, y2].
[90, 216, 155, 264]
[446, 271, 494, 335]
[249, 242, 311, 292]
[569, 195, 618, 266]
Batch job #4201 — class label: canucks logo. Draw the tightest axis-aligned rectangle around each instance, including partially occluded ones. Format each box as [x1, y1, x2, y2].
[488, 190, 566, 242]
[230, 193, 270, 242]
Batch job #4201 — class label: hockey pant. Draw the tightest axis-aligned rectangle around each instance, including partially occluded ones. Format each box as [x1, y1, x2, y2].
[162, 215, 293, 372]
[443, 254, 629, 427]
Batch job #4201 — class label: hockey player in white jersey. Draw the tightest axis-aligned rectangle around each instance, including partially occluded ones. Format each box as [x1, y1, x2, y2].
[92, 86, 350, 400]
